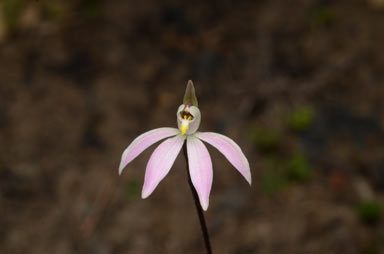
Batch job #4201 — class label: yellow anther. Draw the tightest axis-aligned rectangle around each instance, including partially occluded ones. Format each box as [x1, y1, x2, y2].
[180, 118, 190, 135]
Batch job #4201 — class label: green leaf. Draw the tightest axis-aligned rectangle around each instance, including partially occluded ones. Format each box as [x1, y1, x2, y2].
[2, 0, 25, 31]
[248, 126, 281, 152]
[284, 152, 312, 182]
[259, 157, 288, 195]
[287, 105, 315, 132]
[314, 6, 334, 26]
[125, 179, 140, 201]
[356, 201, 382, 224]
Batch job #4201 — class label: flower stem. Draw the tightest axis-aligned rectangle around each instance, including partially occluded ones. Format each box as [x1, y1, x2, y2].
[183, 144, 213, 254]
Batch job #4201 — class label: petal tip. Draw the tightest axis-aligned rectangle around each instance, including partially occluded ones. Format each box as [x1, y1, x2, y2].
[245, 166, 252, 185]
[243, 169, 252, 185]
[200, 199, 209, 211]
[118, 159, 128, 175]
[118, 165, 124, 175]
[141, 189, 151, 199]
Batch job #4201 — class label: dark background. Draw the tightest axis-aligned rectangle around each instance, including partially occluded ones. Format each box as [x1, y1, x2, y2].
[1, 0, 384, 253]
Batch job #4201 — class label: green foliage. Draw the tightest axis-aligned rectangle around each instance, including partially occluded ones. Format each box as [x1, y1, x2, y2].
[249, 126, 281, 151]
[287, 105, 315, 131]
[1, 0, 67, 32]
[259, 158, 287, 195]
[259, 152, 313, 195]
[40, 1, 67, 20]
[360, 242, 380, 254]
[314, 6, 334, 26]
[356, 201, 382, 224]
[260, 171, 287, 195]
[80, 0, 102, 20]
[125, 179, 141, 201]
[284, 152, 312, 182]
[2, 0, 25, 31]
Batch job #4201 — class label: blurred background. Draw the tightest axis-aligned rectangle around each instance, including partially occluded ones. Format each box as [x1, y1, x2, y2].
[1, 0, 384, 253]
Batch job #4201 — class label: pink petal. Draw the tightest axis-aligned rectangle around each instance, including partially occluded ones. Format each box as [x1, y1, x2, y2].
[119, 128, 180, 175]
[187, 135, 213, 211]
[195, 132, 251, 185]
[141, 135, 186, 198]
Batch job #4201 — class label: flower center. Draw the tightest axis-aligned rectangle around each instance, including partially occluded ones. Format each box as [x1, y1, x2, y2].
[180, 114, 193, 135]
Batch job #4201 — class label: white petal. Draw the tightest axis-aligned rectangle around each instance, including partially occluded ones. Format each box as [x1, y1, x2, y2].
[187, 135, 213, 211]
[195, 132, 251, 185]
[141, 135, 186, 198]
[119, 128, 180, 175]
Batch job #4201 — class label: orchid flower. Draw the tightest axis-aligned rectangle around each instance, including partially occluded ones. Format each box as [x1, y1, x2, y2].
[118, 81, 251, 210]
